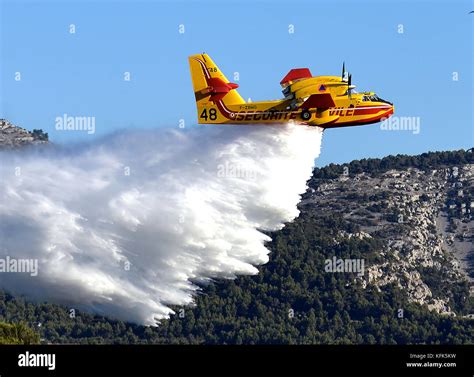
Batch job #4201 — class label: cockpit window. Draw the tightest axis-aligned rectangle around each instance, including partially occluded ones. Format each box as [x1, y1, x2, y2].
[374, 95, 392, 105]
[360, 94, 392, 104]
[362, 95, 388, 102]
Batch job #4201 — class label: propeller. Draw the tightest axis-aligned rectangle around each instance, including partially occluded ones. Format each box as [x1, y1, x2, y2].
[347, 73, 352, 98]
[341, 62, 353, 97]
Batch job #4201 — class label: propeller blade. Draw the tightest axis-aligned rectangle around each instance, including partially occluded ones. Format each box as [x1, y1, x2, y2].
[342, 62, 345, 80]
[347, 73, 352, 98]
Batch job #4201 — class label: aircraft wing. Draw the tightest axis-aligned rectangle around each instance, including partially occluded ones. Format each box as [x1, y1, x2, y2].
[280, 68, 312, 87]
[300, 93, 336, 109]
[300, 93, 338, 127]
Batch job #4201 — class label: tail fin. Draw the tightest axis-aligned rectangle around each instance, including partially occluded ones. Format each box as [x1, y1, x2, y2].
[188, 53, 245, 111]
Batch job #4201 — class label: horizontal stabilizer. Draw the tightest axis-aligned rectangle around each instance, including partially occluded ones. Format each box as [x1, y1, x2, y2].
[301, 93, 336, 109]
[207, 77, 239, 102]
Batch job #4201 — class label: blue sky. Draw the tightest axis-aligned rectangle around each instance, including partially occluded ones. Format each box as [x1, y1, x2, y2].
[1, 0, 472, 166]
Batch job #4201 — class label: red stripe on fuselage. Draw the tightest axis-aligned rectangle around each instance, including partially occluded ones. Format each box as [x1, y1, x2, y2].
[216, 100, 234, 119]
[328, 108, 393, 127]
[353, 106, 392, 115]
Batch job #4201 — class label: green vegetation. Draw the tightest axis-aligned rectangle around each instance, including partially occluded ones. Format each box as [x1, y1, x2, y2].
[0, 321, 40, 345]
[309, 149, 473, 181]
[31, 128, 49, 141]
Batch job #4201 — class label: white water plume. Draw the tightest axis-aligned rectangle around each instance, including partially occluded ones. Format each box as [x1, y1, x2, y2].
[0, 124, 323, 325]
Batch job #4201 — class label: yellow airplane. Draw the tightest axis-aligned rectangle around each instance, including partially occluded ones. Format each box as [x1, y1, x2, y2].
[189, 53, 394, 128]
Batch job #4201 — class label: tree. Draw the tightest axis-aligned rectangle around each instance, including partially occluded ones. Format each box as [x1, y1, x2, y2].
[0, 321, 40, 344]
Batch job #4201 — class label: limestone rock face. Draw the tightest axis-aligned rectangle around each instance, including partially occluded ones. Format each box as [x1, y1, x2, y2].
[0, 119, 48, 148]
[303, 159, 473, 317]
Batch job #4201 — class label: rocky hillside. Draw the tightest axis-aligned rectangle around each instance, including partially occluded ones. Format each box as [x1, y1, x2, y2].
[0, 119, 48, 148]
[303, 153, 473, 318]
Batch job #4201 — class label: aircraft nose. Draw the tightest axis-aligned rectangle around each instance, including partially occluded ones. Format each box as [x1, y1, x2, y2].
[387, 104, 395, 117]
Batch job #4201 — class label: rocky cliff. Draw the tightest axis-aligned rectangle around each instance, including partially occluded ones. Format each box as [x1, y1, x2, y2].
[0, 119, 48, 148]
[303, 153, 473, 318]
